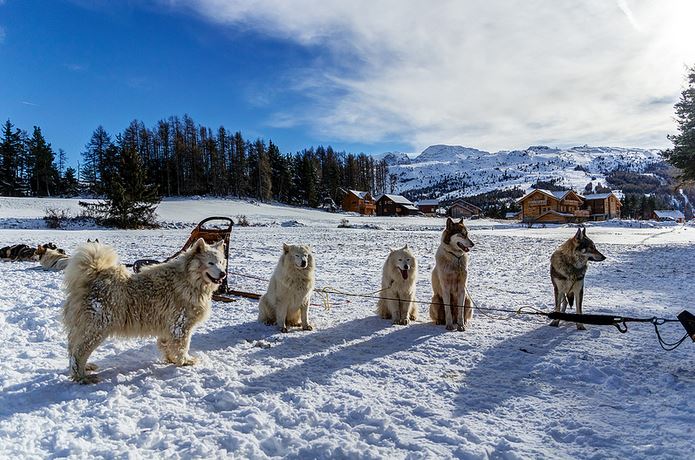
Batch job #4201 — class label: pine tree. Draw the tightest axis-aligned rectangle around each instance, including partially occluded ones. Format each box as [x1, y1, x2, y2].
[26, 126, 59, 196]
[663, 65, 695, 183]
[81, 137, 160, 228]
[0, 119, 24, 196]
[82, 126, 114, 195]
[61, 167, 80, 197]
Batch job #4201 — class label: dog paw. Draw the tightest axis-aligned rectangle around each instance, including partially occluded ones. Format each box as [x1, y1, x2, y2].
[302, 324, 314, 331]
[178, 355, 199, 366]
[576, 324, 587, 331]
[398, 319, 409, 326]
[457, 324, 465, 332]
[85, 363, 99, 371]
[445, 324, 455, 331]
[73, 374, 100, 384]
[549, 320, 560, 327]
[280, 327, 289, 333]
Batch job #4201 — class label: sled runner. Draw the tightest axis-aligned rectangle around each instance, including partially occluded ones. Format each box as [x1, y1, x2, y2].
[131, 216, 243, 302]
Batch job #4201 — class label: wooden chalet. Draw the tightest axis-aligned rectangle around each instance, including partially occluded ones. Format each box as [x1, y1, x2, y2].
[653, 210, 685, 223]
[447, 199, 482, 219]
[341, 189, 376, 215]
[517, 189, 586, 224]
[376, 194, 419, 216]
[582, 192, 621, 220]
[417, 198, 440, 216]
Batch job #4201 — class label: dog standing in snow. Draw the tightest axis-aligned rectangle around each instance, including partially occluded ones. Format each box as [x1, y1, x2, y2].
[37, 244, 70, 270]
[258, 244, 315, 333]
[376, 245, 418, 325]
[430, 218, 475, 331]
[62, 238, 226, 383]
[549, 227, 606, 330]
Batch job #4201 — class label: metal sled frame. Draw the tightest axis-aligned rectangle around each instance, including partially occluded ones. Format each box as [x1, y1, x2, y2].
[132, 216, 236, 302]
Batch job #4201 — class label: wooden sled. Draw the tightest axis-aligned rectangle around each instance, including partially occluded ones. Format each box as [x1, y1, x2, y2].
[131, 216, 248, 303]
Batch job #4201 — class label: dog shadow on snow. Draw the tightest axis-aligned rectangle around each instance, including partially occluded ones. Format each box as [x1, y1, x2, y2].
[240, 316, 441, 393]
[453, 323, 590, 417]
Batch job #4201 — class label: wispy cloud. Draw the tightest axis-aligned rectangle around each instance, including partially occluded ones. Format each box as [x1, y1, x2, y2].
[21, 101, 39, 107]
[173, 0, 695, 151]
[65, 63, 88, 72]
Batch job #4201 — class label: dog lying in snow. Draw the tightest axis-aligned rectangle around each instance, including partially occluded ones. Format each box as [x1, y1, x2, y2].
[430, 218, 475, 331]
[258, 244, 315, 333]
[549, 227, 606, 330]
[0, 243, 59, 261]
[37, 244, 69, 271]
[376, 245, 418, 325]
[62, 238, 226, 383]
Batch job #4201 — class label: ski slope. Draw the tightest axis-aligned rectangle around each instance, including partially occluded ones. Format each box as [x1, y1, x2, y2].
[0, 197, 693, 459]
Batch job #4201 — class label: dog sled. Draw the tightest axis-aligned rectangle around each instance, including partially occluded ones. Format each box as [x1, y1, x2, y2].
[130, 216, 256, 303]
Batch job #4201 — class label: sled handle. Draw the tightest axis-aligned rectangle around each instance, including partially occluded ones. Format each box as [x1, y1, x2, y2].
[196, 216, 234, 231]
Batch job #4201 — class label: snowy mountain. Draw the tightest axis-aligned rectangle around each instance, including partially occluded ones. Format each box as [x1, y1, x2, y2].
[375, 151, 412, 166]
[388, 144, 665, 200]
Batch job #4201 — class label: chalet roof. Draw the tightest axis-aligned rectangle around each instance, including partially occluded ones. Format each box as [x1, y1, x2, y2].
[348, 190, 371, 199]
[403, 205, 419, 212]
[654, 210, 684, 220]
[449, 198, 482, 211]
[378, 194, 414, 205]
[417, 199, 440, 206]
[582, 192, 615, 200]
[517, 188, 581, 203]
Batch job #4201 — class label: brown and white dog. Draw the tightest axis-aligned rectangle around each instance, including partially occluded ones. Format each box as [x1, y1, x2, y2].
[36, 244, 69, 270]
[0, 244, 40, 261]
[549, 227, 606, 330]
[429, 218, 475, 331]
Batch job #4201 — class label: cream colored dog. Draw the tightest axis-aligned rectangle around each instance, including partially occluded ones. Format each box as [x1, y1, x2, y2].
[62, 238, 226, 383]
[37, 245, 70, 271]
[376, 245, 418, 325]
[258, 244, 315, 333]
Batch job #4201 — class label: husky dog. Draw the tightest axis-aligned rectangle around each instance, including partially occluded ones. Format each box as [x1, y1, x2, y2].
[430, 218, 475, 331]
[549, 227, 606, 330]
[62, 238, 226, 383]
[376, 245, 418, 325]
[37, 244, 69, 270]
[0, 243, 40, 261]
[258, 244, 315, 333]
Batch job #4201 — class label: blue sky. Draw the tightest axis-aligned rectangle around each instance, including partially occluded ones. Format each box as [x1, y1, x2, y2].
[1, 1, 694, 167]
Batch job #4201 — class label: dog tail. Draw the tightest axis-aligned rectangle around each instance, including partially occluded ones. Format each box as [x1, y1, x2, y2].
[63, 243, 126, 331]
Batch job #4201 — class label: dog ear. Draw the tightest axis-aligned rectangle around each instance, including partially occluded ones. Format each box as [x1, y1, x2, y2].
[192, 238, 206, 253]
[582, 227, 587, 237]
[446, 217, 453, 229]
[283, 243, 290, 254]
[574, 228, 583, 240]
[403, 244, 409, 250]
[459, 218, 464, 224]
[212, 240, 225, 250]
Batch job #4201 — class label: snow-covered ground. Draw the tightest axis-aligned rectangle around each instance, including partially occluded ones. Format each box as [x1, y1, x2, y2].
[1, 197, 693, 459]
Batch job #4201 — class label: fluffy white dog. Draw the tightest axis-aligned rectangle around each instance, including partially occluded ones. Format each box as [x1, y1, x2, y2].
[258, 244, 315, 333]
[62, 238, 226, 383]
[376, 245, 418, 325]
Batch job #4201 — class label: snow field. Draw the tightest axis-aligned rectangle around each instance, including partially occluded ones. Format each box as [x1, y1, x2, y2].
[0, 200, 693, 459]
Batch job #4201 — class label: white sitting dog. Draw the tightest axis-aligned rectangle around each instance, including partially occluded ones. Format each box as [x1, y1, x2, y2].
[258, 244, 315, 333]
[376, 245, 418, 325]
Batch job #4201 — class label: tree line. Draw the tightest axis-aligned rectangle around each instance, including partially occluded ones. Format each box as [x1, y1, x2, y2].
[1, 115, 393, 209]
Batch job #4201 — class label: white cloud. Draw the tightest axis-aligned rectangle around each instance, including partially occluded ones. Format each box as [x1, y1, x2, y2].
[176, 0, 695, 151]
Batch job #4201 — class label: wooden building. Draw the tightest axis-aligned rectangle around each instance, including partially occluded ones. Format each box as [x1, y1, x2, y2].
[517, 189, 586, 224]
[652, 210, 685, 223]
[447, 199, 482, 219]
[341, 189, 376, 215]
[582, 192, 621, 220]
[376, 194, 419, 216]
[417, 198, 440, 216]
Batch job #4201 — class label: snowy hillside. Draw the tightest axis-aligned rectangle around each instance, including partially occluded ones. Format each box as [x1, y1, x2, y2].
[388, 144, 664, 199]
[1, 197, 693, 458]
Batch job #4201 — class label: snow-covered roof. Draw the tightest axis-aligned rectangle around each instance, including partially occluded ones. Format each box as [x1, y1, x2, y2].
[379, 194, 414, 205]
[654, 210, 684, 220]
[417, 199, 439, 206]
[582, 193, 615, 200]
[403, 205, 420, 212]
[348, 190, 371, 199]
[518, 188, 578, 202]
